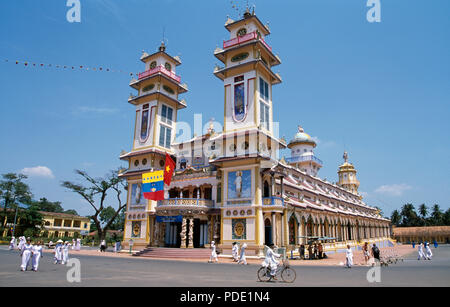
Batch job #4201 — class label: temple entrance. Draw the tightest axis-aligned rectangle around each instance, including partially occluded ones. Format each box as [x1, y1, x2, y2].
[193, 219, 209, 248]
[264, 219, 273, 246]
[165, 222, 181, 247]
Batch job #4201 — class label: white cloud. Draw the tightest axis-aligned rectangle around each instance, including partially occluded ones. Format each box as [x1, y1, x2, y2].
[375, 184, 412, 196]
[21, 166, 55, 179]
[311, 136, 336, 148]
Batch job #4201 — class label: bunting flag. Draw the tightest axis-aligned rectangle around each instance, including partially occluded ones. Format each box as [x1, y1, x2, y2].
[142, 170, 165, 201]
[3, 59, 138, 77]
[164, 153, 176, 186]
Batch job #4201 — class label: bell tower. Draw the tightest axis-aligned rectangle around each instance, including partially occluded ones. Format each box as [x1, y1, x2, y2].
[337, 151, 360, 194]
[214, 8, 281, 135]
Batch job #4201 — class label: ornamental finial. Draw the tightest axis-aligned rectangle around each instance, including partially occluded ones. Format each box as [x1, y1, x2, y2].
[343, 151, 348, 163]
[298, 125, 304, 133]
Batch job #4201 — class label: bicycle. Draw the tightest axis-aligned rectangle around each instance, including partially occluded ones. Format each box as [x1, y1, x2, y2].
[257, 259, 296, 283]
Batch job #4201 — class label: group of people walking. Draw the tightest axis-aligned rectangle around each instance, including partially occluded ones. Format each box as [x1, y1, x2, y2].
[9, 236, 83, 271]
[208, 241, 250, 265]
[9, 236, 43, 271]
[345, 242, 381, 268]
[417, 242, 433, 260]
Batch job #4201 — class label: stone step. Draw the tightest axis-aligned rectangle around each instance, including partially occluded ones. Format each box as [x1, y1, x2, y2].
[133, 247, 213, 259]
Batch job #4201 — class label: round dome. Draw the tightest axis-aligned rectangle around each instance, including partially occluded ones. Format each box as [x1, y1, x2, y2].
[288, 125, 316, 148]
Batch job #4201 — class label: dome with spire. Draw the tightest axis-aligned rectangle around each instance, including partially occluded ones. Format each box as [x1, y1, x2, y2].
[287, 125, 316, 148]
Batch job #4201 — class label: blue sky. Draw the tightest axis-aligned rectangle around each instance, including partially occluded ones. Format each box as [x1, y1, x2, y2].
[0, 0, 449, 217]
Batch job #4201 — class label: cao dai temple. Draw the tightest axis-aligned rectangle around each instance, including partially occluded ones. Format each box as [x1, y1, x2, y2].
[119, 10, 392, 256]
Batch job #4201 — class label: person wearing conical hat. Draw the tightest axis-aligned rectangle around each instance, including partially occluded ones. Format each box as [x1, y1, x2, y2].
[20, 237, 33, 271]
[62, 241, 70, 265]
[208, 241, 218, 263]
[18, 236, 26, 251]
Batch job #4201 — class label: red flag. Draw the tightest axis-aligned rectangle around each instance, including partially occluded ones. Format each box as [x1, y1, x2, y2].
[164, 153, 175, 186]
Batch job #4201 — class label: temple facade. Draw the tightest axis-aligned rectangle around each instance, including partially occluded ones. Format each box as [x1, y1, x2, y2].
[120, 10, 391, 255]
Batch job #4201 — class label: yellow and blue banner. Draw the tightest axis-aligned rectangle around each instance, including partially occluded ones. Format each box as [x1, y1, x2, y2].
[142, 170, 164, 200]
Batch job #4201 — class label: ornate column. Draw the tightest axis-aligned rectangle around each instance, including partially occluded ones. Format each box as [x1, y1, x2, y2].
[180, 217, 187, 248]
[188, 218, 194, 248]
[159, 222, 166, 247]
[272, 213, 276, 246]
[154, 221, 160, 247]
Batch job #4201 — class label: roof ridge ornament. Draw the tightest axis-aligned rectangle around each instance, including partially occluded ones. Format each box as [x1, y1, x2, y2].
[343, 151, 348, 163]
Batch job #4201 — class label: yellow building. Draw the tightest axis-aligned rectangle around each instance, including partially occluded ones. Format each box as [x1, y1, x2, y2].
[40, 211, 90, 238]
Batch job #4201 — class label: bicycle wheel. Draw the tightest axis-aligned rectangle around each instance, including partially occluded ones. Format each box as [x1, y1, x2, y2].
[281, 267, 296, 283]
[257, 267, 271, 282]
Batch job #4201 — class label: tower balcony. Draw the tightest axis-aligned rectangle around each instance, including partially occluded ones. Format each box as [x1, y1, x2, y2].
[262, 196, 285, 207]
[285, 155, 323, 166]
[138, 65, 181, 83]
[223, 31, 272, 51]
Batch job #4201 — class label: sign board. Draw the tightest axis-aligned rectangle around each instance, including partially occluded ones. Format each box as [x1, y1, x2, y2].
[156, 215, 183, 223]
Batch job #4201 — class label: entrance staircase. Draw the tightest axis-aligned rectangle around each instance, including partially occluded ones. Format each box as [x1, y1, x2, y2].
[133, 247, 212, 259]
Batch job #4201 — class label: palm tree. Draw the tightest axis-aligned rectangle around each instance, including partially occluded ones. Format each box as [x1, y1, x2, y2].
[430, 204, 443, 226]
[390, 210, 401, 226]
[418, 204, 428, 226]
[400, 203, 419, 227]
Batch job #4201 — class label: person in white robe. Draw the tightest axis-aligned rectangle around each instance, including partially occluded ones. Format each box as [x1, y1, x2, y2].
[208, 241, 219, 263]
[76, 238, 81, 251]
[345, 245, 353, 268]
[62, 241, 70, 264]
[54, 239, 63, 264]
[238, 243, 248, 265]
[20, 238, 33, 271]
[262, 245, 281, 278]
[425, 243, 433, 260]
[31, 241, 43, 271]
[231, 242, 239, 262]
[418, 243, 425, 260]
[72, 239, 76, 250]
[18, 236, 25, 251]
[9, 236, 16, 250]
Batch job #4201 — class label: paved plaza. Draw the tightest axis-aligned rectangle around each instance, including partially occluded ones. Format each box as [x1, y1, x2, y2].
[0, 245, 449, 287]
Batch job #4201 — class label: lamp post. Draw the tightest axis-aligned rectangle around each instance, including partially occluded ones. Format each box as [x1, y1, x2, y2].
[11, 203, 20, 237]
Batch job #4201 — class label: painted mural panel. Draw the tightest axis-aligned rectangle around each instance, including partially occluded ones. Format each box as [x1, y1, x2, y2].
[228, 170, 251, 199]
[131, 221, 141, 238]
[232, 218, 247, 240]
[131, 183, 146, 206]
[234, 83, 245, 121]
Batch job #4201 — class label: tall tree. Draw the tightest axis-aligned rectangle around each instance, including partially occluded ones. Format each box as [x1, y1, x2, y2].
[444, 208, 450, 226]
[400, 203, 419, 227]
[61, 169, 127, 241]
[390, 209, 401, 226]
[32, 197, 64, 213]
[429, 204, 443, 226]
[418, 204, 428, 226]
[0, 173, 33, 230]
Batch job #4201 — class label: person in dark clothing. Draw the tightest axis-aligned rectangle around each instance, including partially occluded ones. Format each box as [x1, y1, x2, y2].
[371, 243, 380, 263]
[300, 244, 305, 260]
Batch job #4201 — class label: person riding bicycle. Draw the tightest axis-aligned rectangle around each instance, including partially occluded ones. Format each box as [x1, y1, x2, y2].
[262, 245, 281, 280]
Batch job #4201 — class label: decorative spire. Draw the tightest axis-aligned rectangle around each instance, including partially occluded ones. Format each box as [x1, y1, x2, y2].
[343, 151, 348, 163]
[298, 125, 304, 133]
[159, 41, 166, 52]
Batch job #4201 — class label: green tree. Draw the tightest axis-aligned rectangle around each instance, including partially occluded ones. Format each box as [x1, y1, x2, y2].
[429, 204, 443, 226]
[391, 209, 401, 226]
[17, 203, 43, 237]
[400, 203, 419, 227]
[31, 197, 64, 213]
[0, 173, 33, 231]
[61, 169, 127, 241]
[100, 206, 125, 230]
[444, 208, 450, 226]
[418, 204, 428, 226]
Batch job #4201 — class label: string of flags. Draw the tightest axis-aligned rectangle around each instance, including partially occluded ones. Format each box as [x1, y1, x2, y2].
[3, 58, 138, 77]
[142, 153, 175, 201]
